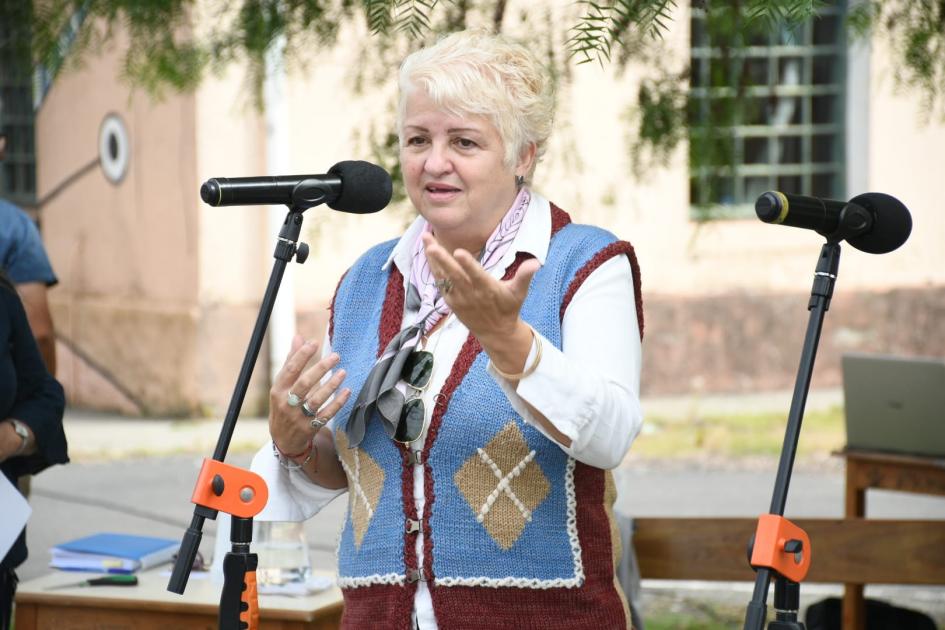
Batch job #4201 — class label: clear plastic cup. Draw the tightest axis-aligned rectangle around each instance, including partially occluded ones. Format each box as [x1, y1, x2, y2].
[253, 521, 312, 586]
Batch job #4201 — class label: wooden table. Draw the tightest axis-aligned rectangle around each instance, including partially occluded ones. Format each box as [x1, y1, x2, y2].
[15, 568, 343, 630]
[838, 448, 945, 630]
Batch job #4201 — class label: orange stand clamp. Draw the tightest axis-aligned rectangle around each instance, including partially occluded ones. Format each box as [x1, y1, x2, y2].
[750, 513, 811, 584]
[191, 458, 269, 518]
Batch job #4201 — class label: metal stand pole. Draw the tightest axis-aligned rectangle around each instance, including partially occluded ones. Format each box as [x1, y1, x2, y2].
[744, 241, 842, 630]
[167, 207, 310, 630]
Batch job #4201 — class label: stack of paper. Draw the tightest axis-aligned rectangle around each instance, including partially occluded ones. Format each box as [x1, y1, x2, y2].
[0, 476, 30, 561]
[50, 533, 179, 573]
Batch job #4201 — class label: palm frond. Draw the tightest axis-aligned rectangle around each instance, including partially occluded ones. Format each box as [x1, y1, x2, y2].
[364, 0, 396, 35]
[567, 1, 615, 65]
[744, 0, 824, 30]
[394, 0, 437, 40]
[623, 0, 677, 40]
[568, 0, 677, 66]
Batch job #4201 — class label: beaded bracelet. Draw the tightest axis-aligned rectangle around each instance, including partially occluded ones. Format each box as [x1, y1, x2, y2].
[273, 439, 309, 460]
[273, 434, 318, 471]
[490, 324, 543, 381]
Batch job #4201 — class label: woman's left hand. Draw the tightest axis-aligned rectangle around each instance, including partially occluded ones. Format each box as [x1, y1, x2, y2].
[420, 232, 540, 345]
[421, 232, 570, 445]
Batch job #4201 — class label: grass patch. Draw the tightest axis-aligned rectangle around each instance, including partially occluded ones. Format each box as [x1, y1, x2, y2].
[642, 593, 748, 629]
[634, 405, 845, 459]
[645, 614, 736, 630]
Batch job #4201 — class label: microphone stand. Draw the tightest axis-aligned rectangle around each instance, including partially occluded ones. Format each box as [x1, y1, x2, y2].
[167, 205, 311, 630]
[743, 230, 853, 630]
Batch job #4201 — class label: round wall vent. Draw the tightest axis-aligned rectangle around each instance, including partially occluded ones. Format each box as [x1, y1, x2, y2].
[99, 113, 130, 184]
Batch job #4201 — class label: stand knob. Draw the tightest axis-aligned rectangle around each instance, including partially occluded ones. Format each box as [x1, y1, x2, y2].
[212, 474, 225, 496]
[784, 539, 802, 553]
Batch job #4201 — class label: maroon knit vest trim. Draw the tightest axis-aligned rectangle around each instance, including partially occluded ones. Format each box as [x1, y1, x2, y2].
[339, 584, 413, 630]
[550, 202, 571, 236]
[379, 266, 406, 355]
[560, 240, 644, 339]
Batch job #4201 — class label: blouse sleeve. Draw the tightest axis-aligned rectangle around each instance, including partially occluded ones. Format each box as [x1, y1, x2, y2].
[489, 254, 643, 469]
[3, 286, 67, 478]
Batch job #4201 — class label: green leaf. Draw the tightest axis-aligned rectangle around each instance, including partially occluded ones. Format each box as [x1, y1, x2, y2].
[364, 0, 396, 34]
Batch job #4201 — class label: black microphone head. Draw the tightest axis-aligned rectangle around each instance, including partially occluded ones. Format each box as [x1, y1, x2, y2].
[200, 179, 221, 206]
[846, 192, 912, 254]
[326, 161, 393, 214]
[755, 191, 787, 224]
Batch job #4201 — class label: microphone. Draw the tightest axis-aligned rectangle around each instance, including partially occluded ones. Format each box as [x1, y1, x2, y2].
[755, 191, 912, 254]
[199, 160, 393, 214]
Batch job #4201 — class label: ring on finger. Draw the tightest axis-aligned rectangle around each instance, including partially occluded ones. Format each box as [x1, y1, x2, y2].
[301, 400, 319, 418]
[434, 277, 453, 295]
[310, 417, 328, 430]
[286, 392, 303, 407]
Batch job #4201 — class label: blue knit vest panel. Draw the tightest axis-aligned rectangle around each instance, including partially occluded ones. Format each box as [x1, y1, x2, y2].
[330, 223, 620, 589]
[329, 238, 409, 588]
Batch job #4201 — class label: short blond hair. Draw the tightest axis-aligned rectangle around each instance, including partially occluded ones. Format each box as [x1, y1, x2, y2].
[397, 29, 555, 173]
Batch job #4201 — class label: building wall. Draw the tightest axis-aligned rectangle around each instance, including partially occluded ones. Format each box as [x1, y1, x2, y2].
[36, 27, 274, 415]
[34, 6, 945, 414]
[192, 61, 275, 416]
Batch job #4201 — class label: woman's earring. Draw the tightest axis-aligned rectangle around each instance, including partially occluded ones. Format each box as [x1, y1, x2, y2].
[515, 174, 525, 188]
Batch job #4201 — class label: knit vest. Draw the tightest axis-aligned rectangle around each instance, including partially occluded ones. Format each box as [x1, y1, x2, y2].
[329, 206, 643, 630]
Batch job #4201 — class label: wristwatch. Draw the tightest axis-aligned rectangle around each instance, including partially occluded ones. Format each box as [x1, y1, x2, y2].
[8, 419, 29, 456]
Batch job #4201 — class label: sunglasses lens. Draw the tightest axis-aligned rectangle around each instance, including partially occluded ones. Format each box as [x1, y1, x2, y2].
[395, 398, 425, 443]
[402, 350, 434, 389]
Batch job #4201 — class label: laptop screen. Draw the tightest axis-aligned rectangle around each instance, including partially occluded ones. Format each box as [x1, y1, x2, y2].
[842, 353, 945, 458]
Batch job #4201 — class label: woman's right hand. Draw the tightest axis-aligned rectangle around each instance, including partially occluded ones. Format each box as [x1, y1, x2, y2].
[269, 335, 351, 456]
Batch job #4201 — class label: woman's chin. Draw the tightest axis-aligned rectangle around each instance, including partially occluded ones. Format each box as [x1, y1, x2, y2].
[418, 205, 468, 231]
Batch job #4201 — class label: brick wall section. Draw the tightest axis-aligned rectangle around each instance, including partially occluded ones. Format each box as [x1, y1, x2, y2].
[640, 285, 945, 396]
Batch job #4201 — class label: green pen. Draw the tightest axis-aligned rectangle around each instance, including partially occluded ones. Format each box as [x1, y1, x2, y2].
[47, 575, 139, 590]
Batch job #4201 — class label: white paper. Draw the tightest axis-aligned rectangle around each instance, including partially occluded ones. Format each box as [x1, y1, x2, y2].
[0, 474, 31, 559]
[256, 574, 333, 596]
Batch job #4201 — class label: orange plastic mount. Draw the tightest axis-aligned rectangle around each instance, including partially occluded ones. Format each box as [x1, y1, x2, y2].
[191, 458, 269, 519]
[750, 513, 811, 583]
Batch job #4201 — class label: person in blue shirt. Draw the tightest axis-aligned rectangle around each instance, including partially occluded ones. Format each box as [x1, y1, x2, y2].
[0, 131, 58, 375]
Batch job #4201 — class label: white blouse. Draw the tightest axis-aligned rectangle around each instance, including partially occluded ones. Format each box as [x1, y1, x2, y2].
[251, 192, 643, 629]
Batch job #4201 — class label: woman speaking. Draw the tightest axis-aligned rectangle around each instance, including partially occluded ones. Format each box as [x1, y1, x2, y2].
[253, 29, 644, 629]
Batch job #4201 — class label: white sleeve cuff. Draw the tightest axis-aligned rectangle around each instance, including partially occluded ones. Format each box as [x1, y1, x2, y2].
[489, 331, 614, 444]
[250, 440, 345, 521]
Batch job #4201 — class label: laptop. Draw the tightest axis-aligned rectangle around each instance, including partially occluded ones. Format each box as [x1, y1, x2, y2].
[842, 353, 945, 458]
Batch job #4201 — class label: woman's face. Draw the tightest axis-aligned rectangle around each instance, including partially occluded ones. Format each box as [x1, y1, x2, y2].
[400, 89, 527, 253]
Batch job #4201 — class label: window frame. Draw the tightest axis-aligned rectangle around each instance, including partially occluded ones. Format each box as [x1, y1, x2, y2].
[0, 23, 37, 209]
[688, 4, 848, 220]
